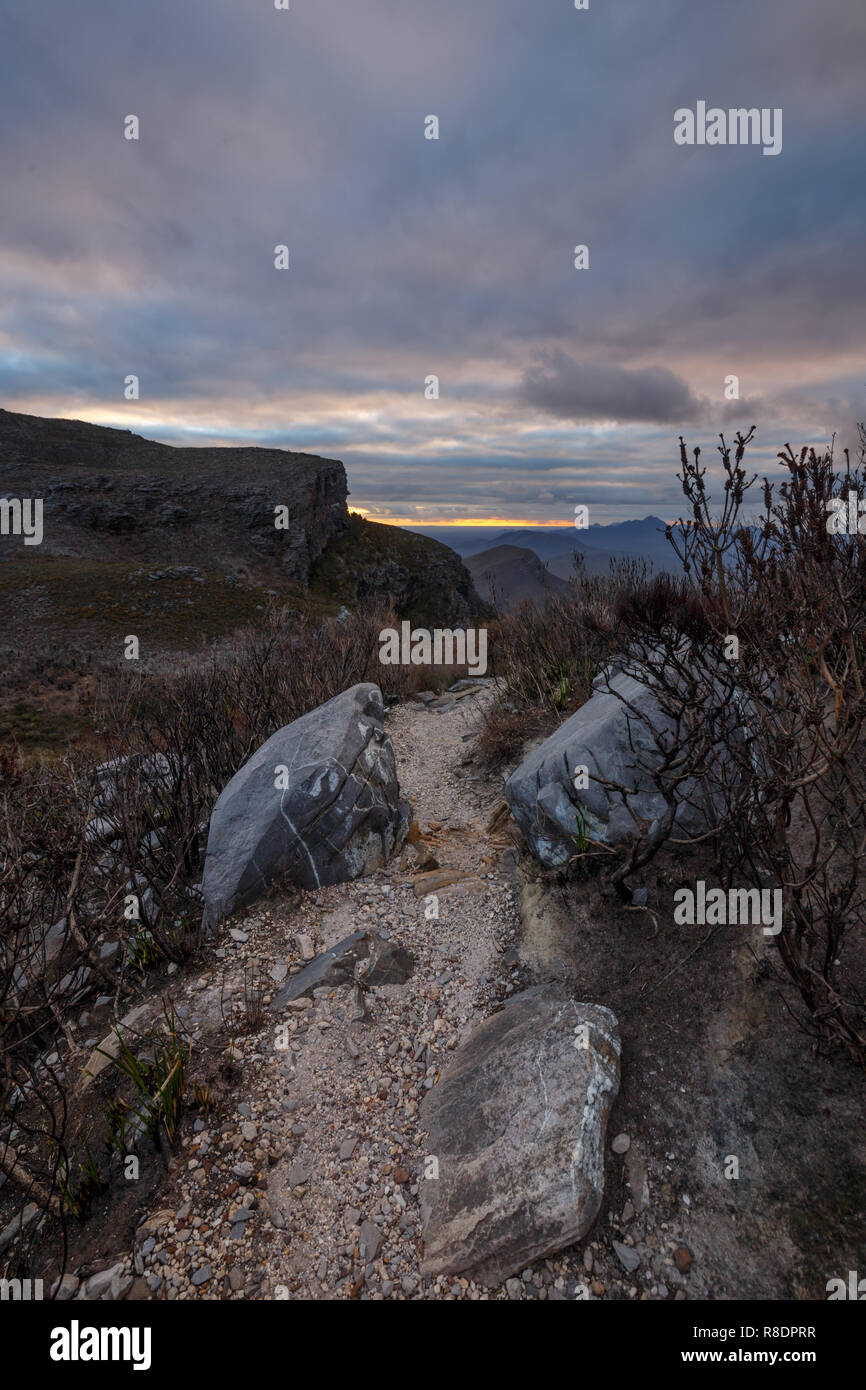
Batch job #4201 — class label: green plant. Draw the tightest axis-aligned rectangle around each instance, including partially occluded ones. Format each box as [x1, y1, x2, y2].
[128, 928, 161, 971]
[101, 1003, 188, 1145]
[56, 1141, 106, 1218]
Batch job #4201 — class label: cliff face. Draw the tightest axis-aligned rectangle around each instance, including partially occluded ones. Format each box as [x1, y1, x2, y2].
[310, 515, 489, 628]
[0, 408, 348, 585]
[0, 410, 486, 659]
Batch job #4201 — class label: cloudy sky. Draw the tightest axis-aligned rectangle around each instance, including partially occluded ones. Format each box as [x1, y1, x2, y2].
[1, 0, 864, 523]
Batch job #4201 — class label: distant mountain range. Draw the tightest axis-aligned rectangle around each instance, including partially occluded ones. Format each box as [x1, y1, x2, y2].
[493, 518, 677, 575]
[408, 518, 683, 578]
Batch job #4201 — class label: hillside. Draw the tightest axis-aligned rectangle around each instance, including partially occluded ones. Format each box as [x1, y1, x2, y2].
[464, 543, 569, 609]
[0, 409, 485, 751]
[0, 407, 487, 636]
[0, 408, 350, 587]
[310, 514, 487, 627]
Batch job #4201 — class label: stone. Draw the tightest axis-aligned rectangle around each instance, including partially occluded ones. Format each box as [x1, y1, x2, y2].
[613, 1240, 640, 1273]
[358, 1220, 383, 1262]
[138, 1208, 173, 1236]
[411, 869, 468, 897]
[611, 1132, 631, 1154]
[86, 1262, 124, 1298]
[420, 987, 620, 1284]
[0, 1202, 40, 1254]
[272, 930, 412, 1009]
[295, 934, 316, 962]
[190, 1264, 212, 1286]
[51, 1272, 80, 1300]
[80, 1003, 153, 1089]
[505, 664, 730, 867]
[201, 684, 410, 929]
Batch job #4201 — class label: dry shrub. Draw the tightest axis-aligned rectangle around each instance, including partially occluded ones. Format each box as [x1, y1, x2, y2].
[479, 561, 689, 766]
[0, 598, 408, 1247]
[599, 427, 866, 1064]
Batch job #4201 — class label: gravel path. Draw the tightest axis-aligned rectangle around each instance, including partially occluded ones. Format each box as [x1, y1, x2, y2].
[67, 686, 710, 1304]
[123, 686, 540, 1301]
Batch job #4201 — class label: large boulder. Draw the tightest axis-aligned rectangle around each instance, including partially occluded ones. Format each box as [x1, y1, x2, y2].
[505, 667, 720, 867]
[201, 683, 409, 930]
[420, 987, 620, 1285]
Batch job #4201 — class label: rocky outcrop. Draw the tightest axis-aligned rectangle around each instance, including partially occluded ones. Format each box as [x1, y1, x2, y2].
[420, 987, 621, 1284]
[201, 683, 409, 930]
[506, 666, 723, 866]
[310, 514, 488, 628]
[0, 407, 347, 585]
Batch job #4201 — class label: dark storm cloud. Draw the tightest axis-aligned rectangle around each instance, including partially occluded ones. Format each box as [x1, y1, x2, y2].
[518, 355, 705, 425]
[0, 0, 864, 521]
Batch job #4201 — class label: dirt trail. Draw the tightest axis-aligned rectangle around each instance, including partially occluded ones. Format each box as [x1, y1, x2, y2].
[126, 685, 537, 1300]
[82, 684, 865, 1303]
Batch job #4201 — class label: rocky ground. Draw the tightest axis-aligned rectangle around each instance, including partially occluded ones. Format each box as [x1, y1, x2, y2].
[40, 682, 866, 1303]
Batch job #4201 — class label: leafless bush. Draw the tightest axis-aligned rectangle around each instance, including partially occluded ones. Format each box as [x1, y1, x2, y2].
[593, 427, 866, 1063]
[479, 561, 686, 766]
[0, 599, 407, 1256]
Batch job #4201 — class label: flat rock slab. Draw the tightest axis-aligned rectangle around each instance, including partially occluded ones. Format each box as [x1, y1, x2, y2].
[80, 1002, 155, 1090]
[272, 930, 413, 1008]
[201, 682, 410, 929]
[411, 868, 470, 897]
[420, 987, 621, 1285]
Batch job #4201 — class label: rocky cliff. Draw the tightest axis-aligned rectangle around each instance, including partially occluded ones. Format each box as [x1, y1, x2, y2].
[0, 410, 486, 658]
[310, 515, 489, 627]
[0, 408, 348, 586]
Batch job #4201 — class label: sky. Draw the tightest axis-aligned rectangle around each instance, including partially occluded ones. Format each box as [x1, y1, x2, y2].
[1, 0, 864, 524]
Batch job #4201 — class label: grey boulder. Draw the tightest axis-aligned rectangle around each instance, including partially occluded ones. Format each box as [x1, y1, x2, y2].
[505, 667, 719, 867]
[202, 683, 409, 929]
[420, 987, 621, 1285]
